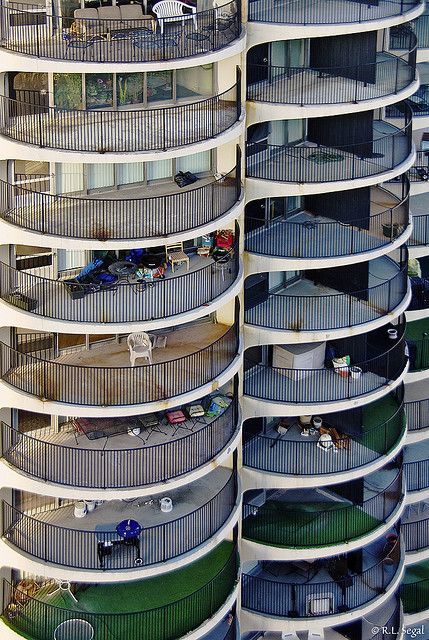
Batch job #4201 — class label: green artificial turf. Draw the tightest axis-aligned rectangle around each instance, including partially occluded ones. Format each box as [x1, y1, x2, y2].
[4, 541, 236, 640]
[401, 560, 429, 614]
[406, 319, 429, 371]
[361, 393, 405, 454]
[243, 500, 381, 548]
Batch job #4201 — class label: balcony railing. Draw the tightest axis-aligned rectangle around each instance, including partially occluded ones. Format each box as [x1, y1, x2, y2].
[244, 330, 407, 405]
[400, 573, 429, 615]
[401, 515, 429, 552]
[0, 243, 239, 325]
[2, 544, 239, 640]
[407, 334, 429, 371]
[244, 261, 408, 332]
[248, 0, 422, 24]
[404, 457, 429, 491]
[245, 180, 409, 259]
[0, 0, 241, 63]
[246, 113, 412, 184]
[247, 46, 416, 106]
[405, 398, 429, 431]
[0, 163, 241, 241]
[390, 16, 429, 49]
[408, 149, 429, 182]
[0, 323, 239, 406]
[242, 468, 403, 548]
[408, 214, 429, 246]
[0, 79, 241, 152]
[387, 84, 429, 118]
[1, 397, 238, 488]
[242, 538, 402, 619]
[2, 472, 237, 570]
[243, 393, 405, 476]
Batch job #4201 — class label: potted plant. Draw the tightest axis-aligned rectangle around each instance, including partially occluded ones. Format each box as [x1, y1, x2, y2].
[382, 222, 403, 239]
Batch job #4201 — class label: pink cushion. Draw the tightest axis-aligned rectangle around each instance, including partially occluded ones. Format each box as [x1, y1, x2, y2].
[166, 410, 186, 425]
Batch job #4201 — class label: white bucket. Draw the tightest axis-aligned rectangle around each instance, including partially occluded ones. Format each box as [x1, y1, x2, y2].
[74, 501, 87, 518]
[160, 497, 173, 512]
[387, 329, 398, 340]
[85, 500, 96, 513]
[350, 366, 362, 380]
[312, 416, 322, 429]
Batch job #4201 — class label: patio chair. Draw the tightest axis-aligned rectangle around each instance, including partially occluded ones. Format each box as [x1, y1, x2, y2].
[165, 242, 190, 272]
[127, 332, 153, 366]
[152, 0, 197, 34]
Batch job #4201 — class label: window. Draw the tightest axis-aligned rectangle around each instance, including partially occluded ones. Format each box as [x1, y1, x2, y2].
[54, 74, 82, 110]
[147, 71, 173, 103]
[116, 73, 144, 106]
[85, 74, 113, 110]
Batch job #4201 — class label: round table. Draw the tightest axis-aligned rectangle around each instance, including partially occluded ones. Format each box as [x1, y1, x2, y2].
[116, 518, 142, 540]
[54, 619, 94, 640]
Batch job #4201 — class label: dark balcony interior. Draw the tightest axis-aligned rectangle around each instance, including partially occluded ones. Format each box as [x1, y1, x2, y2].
[242, 533, 401, 618]
[388, 63, 429, 117]
[401, 560, 429, 615]
[248, 0, 421, 24]
[0, 313, 239, 406]
[243, 390, 405, 476]
[401, 502, 429, 553]
[404, 441, 429, 491]
[2, 540, 238, 640]
[0, 1, 241, 63]
[1, 228, 239, 324]
[406, 318, 429, 371]
[247, 33, 416, 105]
[244, 252, 407, 332]
[244, 181, 409, 258]
[241, 461, 402, 548]
[2, 383, 237, 489]
[391, 10, 429, 50]
[246, 108, 411, 183]
[244, 319, 406, 404]
[2, 466, 237, 570]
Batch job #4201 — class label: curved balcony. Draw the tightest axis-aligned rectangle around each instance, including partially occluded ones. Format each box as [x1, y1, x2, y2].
[244, 322, 407, 407]
[0, 241, 240, 327]
[1, 396, 238, 490]
[0, 1, 242, 63]
[243, 391, 405, 479]
[401, 506, 429, 555]
[242, 466, 403, 551]
[247, 47, 417, 108]
[401, 561, 429, 617]
[244, 256, 408, 335]
[245, 180, 410, 262]
[1, 542, 239, 640]
[248, 0, 422, 24]
[242, 534, 402, 622]
[1, 469, 238, 572]
[408, 150, 429, 183]
[0, 81, 240, 153]
[0, 165, 241, 242]
[404, 442, 429, 494]
[246, 111, 412, 185]
[0, 321, 239, 407]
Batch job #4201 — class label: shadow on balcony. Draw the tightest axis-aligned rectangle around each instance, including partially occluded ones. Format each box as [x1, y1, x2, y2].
[404, 441, 429, 492]
[243, 389, 405, 477]
[244, 254, 408, 333]
[242, 532, 402, 619]
[401, 560, 429, 615]
[242, 462, 403, 548]
[245, 180, 409, 260]
[244, 319, 407, 405]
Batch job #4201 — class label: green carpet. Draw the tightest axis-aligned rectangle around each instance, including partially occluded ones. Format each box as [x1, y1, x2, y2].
[243, 500, 381, 548]
[361, 394, 405, 454]
[401, 560, 429, 614]
[4, 541, 236, 640]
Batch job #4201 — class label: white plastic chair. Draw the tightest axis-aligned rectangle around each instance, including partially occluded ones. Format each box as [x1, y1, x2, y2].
[152, 0, 197, 34]
[54, 619, 94, 640]
[127, 332, 153, 366]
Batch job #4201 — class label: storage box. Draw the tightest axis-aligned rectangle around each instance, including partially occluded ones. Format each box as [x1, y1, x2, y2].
[273, 342, 326, 380]
[4, 292, 38, 311]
